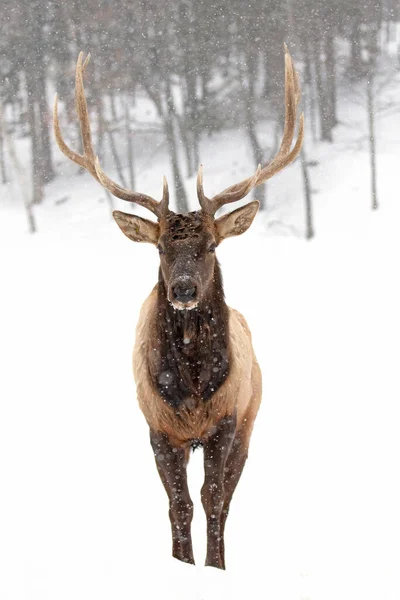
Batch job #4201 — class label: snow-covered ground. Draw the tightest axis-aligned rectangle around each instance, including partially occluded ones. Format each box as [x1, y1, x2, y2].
[1, 93, 400, 599]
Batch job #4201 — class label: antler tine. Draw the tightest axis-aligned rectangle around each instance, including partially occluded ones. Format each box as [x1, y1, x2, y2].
[75, 52, 96, 168]
[198, 46, 304, 216]
[198, 164, 262, 215]
[277, 46, 298, 156]
[257, 45, 301, 172]
[289, 46, 301, 107]
[197, 164, 209, 213]
[53, 53, 170, 219]
[53, 93, 86, 170]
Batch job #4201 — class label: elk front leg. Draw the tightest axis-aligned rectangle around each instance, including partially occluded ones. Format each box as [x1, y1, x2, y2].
[201, 414, 236, 569]
[150, 430, 194, 565]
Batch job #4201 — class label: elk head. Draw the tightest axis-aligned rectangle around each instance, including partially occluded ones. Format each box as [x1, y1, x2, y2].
[53, 47, 304, 310]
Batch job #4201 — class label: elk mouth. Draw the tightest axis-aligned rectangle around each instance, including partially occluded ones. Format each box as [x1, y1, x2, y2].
[168, 279, 199, 310]
[170, 298, 199, 311]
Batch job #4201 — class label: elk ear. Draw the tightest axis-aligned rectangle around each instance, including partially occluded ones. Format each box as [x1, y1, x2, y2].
[113, 210, 160, 245]
[214, 200, 259, 242]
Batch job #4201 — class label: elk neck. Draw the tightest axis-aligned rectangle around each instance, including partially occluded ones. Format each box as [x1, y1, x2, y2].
[150, 260, 231, 409]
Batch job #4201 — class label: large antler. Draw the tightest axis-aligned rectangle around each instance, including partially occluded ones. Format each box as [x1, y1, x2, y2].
[53, 52, 170, 219]
[197, 44, 304, 216]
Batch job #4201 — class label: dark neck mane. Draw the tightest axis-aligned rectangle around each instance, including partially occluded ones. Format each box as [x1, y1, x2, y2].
[150, 262, 230, 409]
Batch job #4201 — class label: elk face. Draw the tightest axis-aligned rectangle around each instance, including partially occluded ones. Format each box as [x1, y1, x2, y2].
[112, 202, 260, 310]
[157, 212, 216, 310]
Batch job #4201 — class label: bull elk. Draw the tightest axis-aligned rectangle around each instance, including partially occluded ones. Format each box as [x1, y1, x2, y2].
[53, 46, 304, 569]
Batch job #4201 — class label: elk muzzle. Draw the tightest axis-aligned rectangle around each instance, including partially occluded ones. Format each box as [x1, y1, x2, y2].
[169, 277, 199, 310]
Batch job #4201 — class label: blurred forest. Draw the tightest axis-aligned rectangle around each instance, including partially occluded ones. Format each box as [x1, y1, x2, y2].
[1, 0, 400, 234]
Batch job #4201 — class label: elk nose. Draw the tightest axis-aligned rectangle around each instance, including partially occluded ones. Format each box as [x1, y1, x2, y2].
[173, 284, 197, 303]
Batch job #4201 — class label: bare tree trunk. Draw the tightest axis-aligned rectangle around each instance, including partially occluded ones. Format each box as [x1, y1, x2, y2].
[37, 64, 54, 182]
[180, 115, 195, 178]
[25, 77, 44, 205]
[261, 50, 269, 99]
[301, 147, 314, 239]
[190, 74, 201, 173]
[193, 121, 200, 170]
[350, 23, 363, 79]
[303, 40, 318, 144]
[325, 32, 338, 130]
[200, 73, 208, 109]
[0, 106, 8, 184]
[22, 3, 54, 186]
[179, 72, 200, 179]
[182, 72, 195, 177]
[108, 92, 118, 122]
[367, 76, 378, 210]
[313, 44, 333, 142]
[106, 123, 128, 188]
[165, 83, 188, 213]
[144, 82, 188, 212]
[14, 99, 20, 135]
[178, 1, 202, 177]
[385, 20, 390, 43]
[125, 98, 135, 189]
[365, 24, 379, 211]
[3, 111, 37, 233]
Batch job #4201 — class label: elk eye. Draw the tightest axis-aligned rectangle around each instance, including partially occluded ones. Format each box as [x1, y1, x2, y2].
[208, 243, 216, 253]
[157, 245, 165, 255]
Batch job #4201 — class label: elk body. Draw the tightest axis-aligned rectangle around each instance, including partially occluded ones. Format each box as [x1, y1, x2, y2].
[54, 47, 303, 569]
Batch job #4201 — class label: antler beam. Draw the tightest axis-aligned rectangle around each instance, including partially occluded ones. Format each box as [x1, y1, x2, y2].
[53, 52, 170, 219]
[197, 44, 304, 216]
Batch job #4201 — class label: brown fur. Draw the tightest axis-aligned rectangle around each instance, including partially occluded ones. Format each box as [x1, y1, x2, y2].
[133, 287, 261, 448]
[151, 260, 230, 408]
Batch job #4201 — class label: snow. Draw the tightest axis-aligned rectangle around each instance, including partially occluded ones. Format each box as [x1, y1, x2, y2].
[1, 99, 400, 599]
